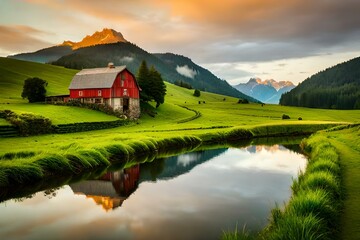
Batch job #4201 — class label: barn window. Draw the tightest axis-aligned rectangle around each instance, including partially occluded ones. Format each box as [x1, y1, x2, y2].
[121, 73, 125, 87]
[123, 89, 128, 96]
[98, 90, 102, 96]
[79, 91, 83, 96]
[95, 98, 101, 104]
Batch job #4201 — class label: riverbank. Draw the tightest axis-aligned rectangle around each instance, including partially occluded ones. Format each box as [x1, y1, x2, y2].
[223, 124, 360, 240]
[0, 122, 338, 187]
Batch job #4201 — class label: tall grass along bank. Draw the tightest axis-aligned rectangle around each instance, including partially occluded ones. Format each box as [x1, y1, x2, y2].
[223, 130, 344, 240]
[264, 134, 342, 239]
[0, 123, 336, 187]
[0, 135, 201, 187]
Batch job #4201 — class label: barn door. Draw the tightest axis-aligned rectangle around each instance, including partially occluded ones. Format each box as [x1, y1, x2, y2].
[123, 98, 129, 111]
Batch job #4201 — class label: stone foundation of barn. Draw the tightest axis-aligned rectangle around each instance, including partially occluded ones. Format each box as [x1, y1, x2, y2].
[109, 97, 140, 119]
[71, 97, 140, 119]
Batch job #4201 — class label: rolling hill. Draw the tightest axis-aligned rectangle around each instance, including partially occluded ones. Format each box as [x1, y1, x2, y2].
[280, 57, 360, 109]
[8, 45, 72, 64]
[8, 28, 256, 102]
[0, 57, 78, 102]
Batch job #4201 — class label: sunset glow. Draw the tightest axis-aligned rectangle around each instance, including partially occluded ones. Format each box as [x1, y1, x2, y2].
[1, 0, 360, 84]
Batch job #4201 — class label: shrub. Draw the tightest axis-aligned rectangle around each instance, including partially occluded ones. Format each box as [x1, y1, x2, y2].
[55, 100, 127, 118]
[237, 99, 249, 104]
[298, 117, 303, 120]
[6, 112, 52, 136]
[282, 114, 290, 119]
[174, 80, 192, 89]
[193, 89, 201, 97]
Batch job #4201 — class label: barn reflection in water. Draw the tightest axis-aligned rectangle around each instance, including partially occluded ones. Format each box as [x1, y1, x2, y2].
[70, 165, 140, 211]
[69, 148, 229, 211]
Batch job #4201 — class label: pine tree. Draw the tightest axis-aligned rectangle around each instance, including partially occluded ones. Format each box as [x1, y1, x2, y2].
[137, 60, 151, 101]
[148, 66, 166, 108]
[136, 60, 166, 107]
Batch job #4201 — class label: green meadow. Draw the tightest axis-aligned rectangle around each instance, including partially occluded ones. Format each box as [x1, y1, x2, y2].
[0, 57, 360, 239]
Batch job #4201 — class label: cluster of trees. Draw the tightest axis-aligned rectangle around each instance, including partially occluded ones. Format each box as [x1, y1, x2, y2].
[174, 80, 192, 89]
[280, 86, 360, 109]
[137, 60, 167, 108]
[280, 57, 360, 109]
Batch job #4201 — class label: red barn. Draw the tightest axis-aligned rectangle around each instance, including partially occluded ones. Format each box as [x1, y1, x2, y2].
[69, 63, 140, 119]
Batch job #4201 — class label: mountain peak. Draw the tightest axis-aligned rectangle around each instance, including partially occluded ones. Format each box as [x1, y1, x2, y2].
[248, 78, 262, 84]
[234, 77, 296, 104]
[247, 78, 294, 90]
[60, 28, 127, 50]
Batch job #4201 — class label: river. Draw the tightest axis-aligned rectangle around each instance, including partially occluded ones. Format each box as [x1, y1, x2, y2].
[0, 143, 307, 240]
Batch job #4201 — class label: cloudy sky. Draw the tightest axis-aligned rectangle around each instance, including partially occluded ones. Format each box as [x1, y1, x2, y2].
[1, 0, 360, 84]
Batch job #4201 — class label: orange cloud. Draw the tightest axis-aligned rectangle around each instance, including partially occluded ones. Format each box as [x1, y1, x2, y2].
[6, 0, 360, 64]
[0, 25, 52, 55]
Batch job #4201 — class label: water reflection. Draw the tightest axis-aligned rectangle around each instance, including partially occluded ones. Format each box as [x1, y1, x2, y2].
[139, 148, 227, 181]
[0, 144, 307, 240]
[68, 148, 227, 211]
[70, 166, 140, 211]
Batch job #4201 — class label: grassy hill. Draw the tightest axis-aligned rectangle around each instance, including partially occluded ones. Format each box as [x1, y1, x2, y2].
[280, 56, 360, 109]
[1, 57, 360, 130]
[0, 57, 77, 102]
[0, 57, 118, 123]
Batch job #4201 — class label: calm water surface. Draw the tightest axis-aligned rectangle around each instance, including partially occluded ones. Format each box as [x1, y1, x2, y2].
[0, 144, 306, 240]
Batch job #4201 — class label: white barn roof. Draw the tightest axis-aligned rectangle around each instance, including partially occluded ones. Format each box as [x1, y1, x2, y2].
[69, 65, 127, 89]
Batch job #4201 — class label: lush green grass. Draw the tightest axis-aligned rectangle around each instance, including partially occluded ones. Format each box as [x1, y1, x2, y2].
[320, 126, 360, 240]
[0, 103, 118, 124]
[1, 57, 359, 130]
[0, 135, 201, 186]
[0, 118, 10, 126]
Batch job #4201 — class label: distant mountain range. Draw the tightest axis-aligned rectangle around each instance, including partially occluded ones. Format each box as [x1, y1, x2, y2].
[8, 28, 258, 102]
[280, 57, 360, 109]
[233, 78, 295, 104]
